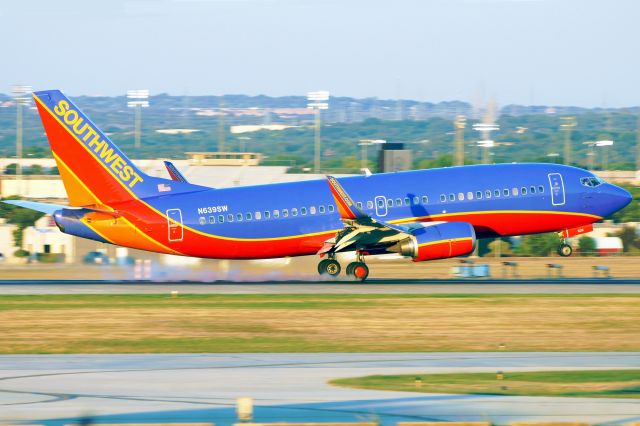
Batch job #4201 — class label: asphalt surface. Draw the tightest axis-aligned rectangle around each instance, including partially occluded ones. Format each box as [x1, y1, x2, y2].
[1, 278, 640, 294]
[1, 353, 639, 425]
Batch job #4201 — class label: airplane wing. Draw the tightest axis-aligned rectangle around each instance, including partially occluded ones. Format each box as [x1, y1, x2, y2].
[322, 176, 415, 255]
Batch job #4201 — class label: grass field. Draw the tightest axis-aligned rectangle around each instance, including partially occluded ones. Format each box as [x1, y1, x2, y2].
[330, 370, 640, 399]
[1, 294, 640, 353]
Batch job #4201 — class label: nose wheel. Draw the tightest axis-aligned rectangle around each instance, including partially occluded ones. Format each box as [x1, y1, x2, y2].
[558, 242, 573, 257]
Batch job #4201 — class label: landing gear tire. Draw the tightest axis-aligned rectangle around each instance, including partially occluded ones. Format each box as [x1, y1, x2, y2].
[346, 261, 369, 282]
[558, 243, 573, 257]
[318, 259, 341, 277]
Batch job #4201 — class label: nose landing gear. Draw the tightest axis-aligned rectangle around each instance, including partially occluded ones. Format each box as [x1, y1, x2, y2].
[558, 239, 573, 257]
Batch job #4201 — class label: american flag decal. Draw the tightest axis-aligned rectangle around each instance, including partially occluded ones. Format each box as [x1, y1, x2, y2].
[158, 183, 172, 192]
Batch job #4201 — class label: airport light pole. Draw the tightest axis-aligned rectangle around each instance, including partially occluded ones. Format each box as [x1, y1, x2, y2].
[595, 140, 614, 170]
[11, 85, 32, 190]
[454, 115, 466, 166]
[307, 91, 329, 173]
[560, 116, 576, 165]
[472, 123, 500, 164]
[127, 89, 149, 150]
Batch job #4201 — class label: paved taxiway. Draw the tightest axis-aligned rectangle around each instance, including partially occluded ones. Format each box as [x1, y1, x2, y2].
[1, 353, 640, 425]
[2, 279, 640, 294]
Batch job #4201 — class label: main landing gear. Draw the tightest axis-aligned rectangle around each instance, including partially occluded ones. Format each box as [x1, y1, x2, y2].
[558, 239, 573, 257]
[317, 252, 370, 282]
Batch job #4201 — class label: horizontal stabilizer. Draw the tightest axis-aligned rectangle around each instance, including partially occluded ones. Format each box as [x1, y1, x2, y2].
[2, 200, 68, 214]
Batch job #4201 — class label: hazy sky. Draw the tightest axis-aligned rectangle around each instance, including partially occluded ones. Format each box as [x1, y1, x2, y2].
[1, 0, 638, 106]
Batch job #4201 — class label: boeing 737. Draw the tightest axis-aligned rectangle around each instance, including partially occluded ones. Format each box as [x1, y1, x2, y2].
[3, 90, 632, 281]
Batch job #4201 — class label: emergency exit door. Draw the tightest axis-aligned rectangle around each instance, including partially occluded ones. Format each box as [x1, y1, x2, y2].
[166, 208, 184, 242]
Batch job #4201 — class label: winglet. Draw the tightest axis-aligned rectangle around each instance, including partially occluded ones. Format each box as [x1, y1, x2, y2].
[326, 176, 367, 220]
[164, 161, 188, 183]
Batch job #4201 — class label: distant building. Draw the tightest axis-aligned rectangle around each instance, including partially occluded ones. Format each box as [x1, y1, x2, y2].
[593, 237, 623, 255]
[186, 152, 263, 166]
[0, 219, 19, 263]
[593, 170, 639, 185]
[378, 143, 412, 173]
[22, 215, 75, 263]
[230, 124, 296, 134]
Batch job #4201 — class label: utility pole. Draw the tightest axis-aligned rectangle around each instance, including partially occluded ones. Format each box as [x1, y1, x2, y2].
[218, 96, 225, 152]
[560, 116, 576, 166]
[454, 115, 466, 166]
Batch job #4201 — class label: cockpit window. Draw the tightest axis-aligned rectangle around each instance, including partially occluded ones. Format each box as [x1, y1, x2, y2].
[580, 176, 604, 187]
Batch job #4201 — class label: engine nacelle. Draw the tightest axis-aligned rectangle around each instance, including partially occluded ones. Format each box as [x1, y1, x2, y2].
[395, 222, 476, 262]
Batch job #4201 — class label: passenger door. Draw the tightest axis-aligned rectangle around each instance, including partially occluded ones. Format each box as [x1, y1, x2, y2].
[548, 173, 565, 206]
[166, 208, 184, 242]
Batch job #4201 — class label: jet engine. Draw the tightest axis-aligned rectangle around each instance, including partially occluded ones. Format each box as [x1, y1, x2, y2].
[393, 222, 476, 262]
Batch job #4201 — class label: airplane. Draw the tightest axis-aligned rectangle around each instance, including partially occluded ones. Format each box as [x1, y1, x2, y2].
[3, 90, 632, 281]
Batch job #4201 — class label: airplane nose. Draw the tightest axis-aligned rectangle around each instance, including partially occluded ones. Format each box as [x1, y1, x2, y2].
[610, 185, 632, 211]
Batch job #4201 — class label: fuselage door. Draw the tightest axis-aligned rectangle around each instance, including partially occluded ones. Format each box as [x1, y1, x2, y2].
[548, 173, 566, 206]
[166, 208, 184, 242]
[374, 195, 388, 217]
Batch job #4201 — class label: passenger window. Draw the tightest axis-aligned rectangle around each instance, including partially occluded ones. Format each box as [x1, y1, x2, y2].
[538, 185, 544, 193]
[282, 209, 289, 217]
[367, 201, 374, 209]
[404, 197, 410, 206]
[328, 205, 335, 212]
[530, 186, 536, 194]
[301, 207, 307, 215]
[413, 196, 420, 205]
[264, 211, 271, 219]
[199, 217, 206, 225]
[440, 194, 446, 202]
[485, 190, 492, 199]
[449, 193, 455, 202]
[521, 187, 527, 195]
[218, 215, 225, 223]
[236, 213, 243, 221]
[494, 189, 501, 197]
[467, 191, 474, 200]
[209, 216, 215, 224]
[291, 208, 298, 216]
[503, 188, 510, 197]
[378, 198, 385, 207]
[310, 206, 316, 214]
[387, 199, 393, 207]
[255, 211, 261, 220]
[273, 210, 280, 218]
[395, 198, 402, 206]
[227, 214, 234, 222]
[356, 203, 362, 210]
[457, 193, 464, 201]
[319, 206, 325, 213]
[422, 195, 428, 204]
[246, 212, 252, 221]
[476, 191, 482, 199]
[512, 187, 519, 196]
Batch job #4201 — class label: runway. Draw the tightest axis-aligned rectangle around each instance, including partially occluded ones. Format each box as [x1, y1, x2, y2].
[1, 353, 640, 425]
[1, 278, 640, 294]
